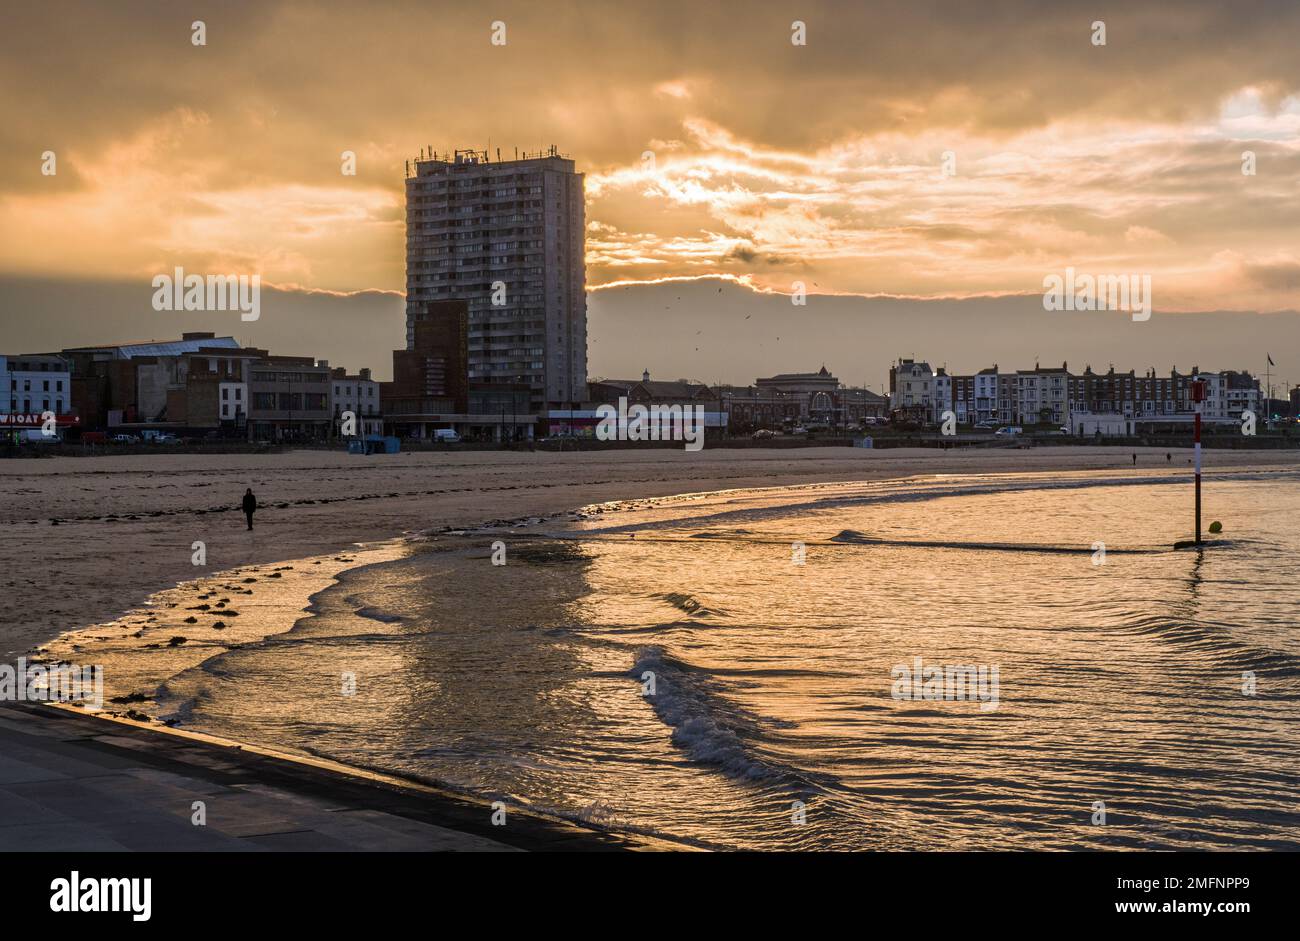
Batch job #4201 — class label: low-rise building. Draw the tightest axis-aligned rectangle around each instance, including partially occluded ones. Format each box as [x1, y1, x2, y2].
[62, 332, 247, 433]
[889, 359, 942, 423]
[1221, 370, 1262, 420]
[247, 354, 332, 442]
[330, 367, 382, 437]
[584, 371, 724, 438]
[952, 366, 999, 424]
[1069, 365, 1254, 423]
[2, 353, 72, 416]
[591, 372, 717, 410]
[712, 384, 802, 434]
[1, 353, 78, 441]
[156, 346, 258, 433]
[913, 357, 1263, 429]
[717, 366, 886, 433]
[1012, 363, 1070, 425]
[755, 367, 839, 423]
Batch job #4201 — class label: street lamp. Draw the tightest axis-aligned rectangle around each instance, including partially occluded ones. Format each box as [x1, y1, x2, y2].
[684, 377, 722, 442]
[513, 375, 525, 444]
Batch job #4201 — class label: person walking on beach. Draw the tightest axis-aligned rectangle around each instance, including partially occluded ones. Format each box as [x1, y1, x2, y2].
[1166, 452, 1171, 463]
[242, 488, 257, 530]
[1132, 453, 1137, 466]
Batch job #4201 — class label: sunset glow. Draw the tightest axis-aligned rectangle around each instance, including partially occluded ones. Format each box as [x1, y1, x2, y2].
[3, 2, 1298, 313]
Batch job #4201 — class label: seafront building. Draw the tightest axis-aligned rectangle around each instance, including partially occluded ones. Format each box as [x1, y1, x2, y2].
[404, 147, 587, 411]
[330, 367, 382, 438]
[952, 367, 1000, 425]
[246, 354, 332, 442]
[0, 353, 77, 441]
[548, 367, 886, 438]
[722, 366, 887, 432]
[895, 357, 1264, 430]
[1005, 364, 1071, 426]
[888, 359, 944, 424]
[2, 353, 72, 416]
[548, 371, 722, 439]
[62, 333, 255, 435]
[590, 372, 717, 414]
[51, 332, 374, 442]
[5, 320, 1273, 445]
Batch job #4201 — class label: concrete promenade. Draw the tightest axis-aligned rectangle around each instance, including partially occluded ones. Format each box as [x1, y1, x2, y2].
[0, 703, 673, 852]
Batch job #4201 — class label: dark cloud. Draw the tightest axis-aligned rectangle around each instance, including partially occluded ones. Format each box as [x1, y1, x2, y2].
[4, 0, 1300, 192]
[1244, 260, 1300, 291]
[3, 0, 1299, 344]
[5, 272, 1296, 388]
[589, 278, 1300, 389]
[0, 274, 405, 379]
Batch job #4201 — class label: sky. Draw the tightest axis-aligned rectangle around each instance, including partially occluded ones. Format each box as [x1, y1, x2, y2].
[2, 0, 1298, 386]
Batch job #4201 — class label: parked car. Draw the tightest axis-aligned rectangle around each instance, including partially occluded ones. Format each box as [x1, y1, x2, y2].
[151, 433, 179, 444]
[110, 433, 139, 443]
[752, 429, 776, 440]
[975, 420, 998, 430]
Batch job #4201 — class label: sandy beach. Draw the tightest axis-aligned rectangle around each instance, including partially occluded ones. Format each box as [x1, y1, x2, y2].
[3, 444, 1298, 660]
[4, 443, 1300, 853]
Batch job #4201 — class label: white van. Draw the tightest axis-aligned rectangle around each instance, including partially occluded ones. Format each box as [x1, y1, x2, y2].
[432, 429, 460, 443]
[19, 430, 59, 443]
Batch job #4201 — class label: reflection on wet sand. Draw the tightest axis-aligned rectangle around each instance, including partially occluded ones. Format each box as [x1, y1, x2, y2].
[43, 471, 1300, 850]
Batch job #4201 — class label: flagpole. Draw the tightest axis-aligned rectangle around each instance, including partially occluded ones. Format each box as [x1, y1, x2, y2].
[1265, 355, 1273, 430]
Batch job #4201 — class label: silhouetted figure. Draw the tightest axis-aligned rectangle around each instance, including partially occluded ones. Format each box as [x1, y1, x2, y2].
[1132, 453, 1137, 466]
[1166, 453, 1171, 463]
[242, 488, 257, 530]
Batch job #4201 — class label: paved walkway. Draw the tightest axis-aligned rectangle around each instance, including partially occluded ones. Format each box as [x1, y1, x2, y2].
[0, 704, 664, 851]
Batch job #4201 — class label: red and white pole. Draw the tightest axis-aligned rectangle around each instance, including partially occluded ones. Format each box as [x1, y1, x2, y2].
[1192, 379, 1204, 545]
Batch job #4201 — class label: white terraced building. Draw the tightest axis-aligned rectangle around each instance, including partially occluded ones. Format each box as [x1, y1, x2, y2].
[2, 353, 71, 416]
[330, 367, 383, 437]
[906, 357, 1264, 428]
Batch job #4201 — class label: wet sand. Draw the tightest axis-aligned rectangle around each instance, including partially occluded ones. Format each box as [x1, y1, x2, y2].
[3, 445, 1297, 659]
[36, 542, 409, 719]
[6, 445, 1299, 853]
